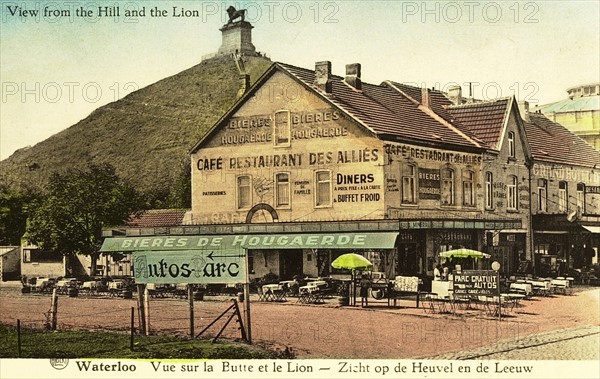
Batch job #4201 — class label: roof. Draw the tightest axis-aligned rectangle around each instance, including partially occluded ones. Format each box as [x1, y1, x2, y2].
[278, 63, 484, 150]
[524, 112, 600, 168]
[535, 96, 600, 113]
[0, 247, 20, 256]
[125, 209, 187, 228]
[446, 98, 513, 150]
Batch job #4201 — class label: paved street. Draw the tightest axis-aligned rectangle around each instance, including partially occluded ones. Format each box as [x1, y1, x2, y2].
[429, 325, 600, 360]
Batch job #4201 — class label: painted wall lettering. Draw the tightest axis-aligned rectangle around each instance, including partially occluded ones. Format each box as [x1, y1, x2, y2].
[197, 158, 223, 171]
[227, 115, 271, 129]
[292, 127, 347, 140]
[291, 110, 340, 125]
[385, 143, 482, 164]
[293, 180, 311, 195]
[229, 154, 302, 169]
[202, 191, 226, 196]
[533, 163, 600, 183]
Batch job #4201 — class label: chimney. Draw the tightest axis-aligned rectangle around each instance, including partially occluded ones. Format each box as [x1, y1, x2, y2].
[421, 87, 431, 108]
[314, 61, 332, 93]
[447, 85, 463, 105]
[344, 63, 362, 90]
[518, 100, 530, 122]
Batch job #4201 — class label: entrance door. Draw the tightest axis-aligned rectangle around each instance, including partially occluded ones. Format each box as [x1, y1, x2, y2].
[279, 250, 303, 280]
[396, 243, 419, 276]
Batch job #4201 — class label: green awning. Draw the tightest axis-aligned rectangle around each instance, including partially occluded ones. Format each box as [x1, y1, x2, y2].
[100, 232, 399, 252]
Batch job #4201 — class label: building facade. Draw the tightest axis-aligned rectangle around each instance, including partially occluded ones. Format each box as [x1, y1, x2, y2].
[184, 61, 522, 283]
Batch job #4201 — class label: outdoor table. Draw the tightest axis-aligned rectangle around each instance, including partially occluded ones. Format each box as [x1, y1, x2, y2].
[80, 281, 98, 294]
[108, 280, 125, 296]
[509, 282, 532, 296]
[297, 290, 325, 304]
[551, 278, 571, 295]
[298, 285, 310, 295]
[307, 280, 327, 291]
[527, 279, 552, 296]
[262, 284, 281, 293]
[262, 284, 286, 302]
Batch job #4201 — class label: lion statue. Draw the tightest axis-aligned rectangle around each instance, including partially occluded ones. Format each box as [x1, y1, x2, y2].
[226, 6, 246, 23]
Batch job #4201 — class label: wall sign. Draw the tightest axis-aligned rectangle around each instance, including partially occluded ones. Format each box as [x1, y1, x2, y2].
[133, 250, 246, 284]
[385, 144, 482, 164]
[533, 164, 599, 182]
[418, 168, 441, 199]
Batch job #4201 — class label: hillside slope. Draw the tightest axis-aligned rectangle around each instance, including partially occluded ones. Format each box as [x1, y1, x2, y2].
[1, 55, 272, 195]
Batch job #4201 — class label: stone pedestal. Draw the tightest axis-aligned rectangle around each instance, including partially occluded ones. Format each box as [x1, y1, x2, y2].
[218, 21, 257, 56]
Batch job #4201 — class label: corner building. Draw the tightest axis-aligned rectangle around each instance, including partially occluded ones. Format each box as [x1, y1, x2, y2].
[187, 62, 521, 283]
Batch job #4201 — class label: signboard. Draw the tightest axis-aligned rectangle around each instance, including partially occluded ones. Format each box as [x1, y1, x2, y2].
[587, 186, 600, 194]
[100, 232, 399, 252]
[453, 270, 499, 296]
[133, 250, 246, 284]
[418, 168, 440, 200]
[393, 276, 419, 292]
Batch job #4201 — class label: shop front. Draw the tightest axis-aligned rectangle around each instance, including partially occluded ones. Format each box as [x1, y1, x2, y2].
[100, 230, 400, 282]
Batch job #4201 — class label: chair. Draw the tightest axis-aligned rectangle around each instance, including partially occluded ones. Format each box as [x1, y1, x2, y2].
[256, 286, 268, 301]
[272, 288, 287, 302]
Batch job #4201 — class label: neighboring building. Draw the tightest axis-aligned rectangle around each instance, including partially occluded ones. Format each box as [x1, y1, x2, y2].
[446, 97, 532, 276]
[101, 209, 188, 277]
[0, 246, 21, 281]
[21, 241, 65, 279]
[521, 104, 600, 275]
[535, 83, 600, 150]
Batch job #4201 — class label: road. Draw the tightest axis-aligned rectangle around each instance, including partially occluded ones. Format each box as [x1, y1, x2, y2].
[430, 324, 599, 360]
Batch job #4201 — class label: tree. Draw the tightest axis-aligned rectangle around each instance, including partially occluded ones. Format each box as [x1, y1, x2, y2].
[0, 185, 39, 245]
[25, 164, 142, 275]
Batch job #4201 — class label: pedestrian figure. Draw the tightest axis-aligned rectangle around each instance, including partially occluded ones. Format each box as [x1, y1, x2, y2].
[360, 274, 371, 308]
[434, 263, 442, 281]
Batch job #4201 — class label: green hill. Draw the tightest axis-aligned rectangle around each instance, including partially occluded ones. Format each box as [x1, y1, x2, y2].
[0, 55, 272, 197]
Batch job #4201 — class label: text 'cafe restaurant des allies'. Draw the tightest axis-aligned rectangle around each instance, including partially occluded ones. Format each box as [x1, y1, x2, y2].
[102, 61, 530, 283]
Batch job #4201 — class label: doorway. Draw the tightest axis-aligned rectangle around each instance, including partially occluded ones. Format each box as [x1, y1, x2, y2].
[279, 249, 303, 279]
[396, 243, 419, 275]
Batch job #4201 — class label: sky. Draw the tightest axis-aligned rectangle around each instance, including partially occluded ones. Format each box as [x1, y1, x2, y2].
[1, 0, 599, 160]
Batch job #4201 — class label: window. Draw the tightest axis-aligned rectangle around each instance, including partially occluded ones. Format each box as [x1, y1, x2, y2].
[401, 164, 417, 204]
[275, 172, 290, 208]
[441, 167, 455, 205]
[315, 170, 332, 207]
[273, 110, 291, 147]
[507, 175, 518, 210]
[23, 249, 31, 263]
[237, 175, 252, 209]
[558, 181, 568, 213]
[577, 183, 585, 213]
[537, 179, 548, 212]
[485, 172, 494, 209]
[508, 131, 515, 158]
[462, 170, 475, 206]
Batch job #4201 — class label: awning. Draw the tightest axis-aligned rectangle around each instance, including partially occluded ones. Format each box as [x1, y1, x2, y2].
[582, 226, 600, 234]
[100, 232, 399, 252]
